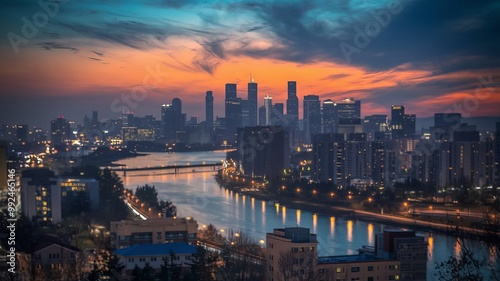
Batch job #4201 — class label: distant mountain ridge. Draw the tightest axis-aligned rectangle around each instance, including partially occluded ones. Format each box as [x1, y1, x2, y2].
[416, 116, 500, 133]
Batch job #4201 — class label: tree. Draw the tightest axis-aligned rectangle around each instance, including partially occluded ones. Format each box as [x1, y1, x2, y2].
[435, 213, 500, 281]
[135, 184, 159, 209]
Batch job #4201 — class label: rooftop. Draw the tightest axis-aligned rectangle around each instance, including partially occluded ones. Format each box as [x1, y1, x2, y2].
[317, 254, 387, 264]
[114, 243, 197, 257]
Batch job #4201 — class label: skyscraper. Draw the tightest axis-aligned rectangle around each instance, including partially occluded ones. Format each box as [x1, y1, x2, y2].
[336, 98, 361, 124]
[322, 99, 337, 133]
[51, 116, 71, 145]
[161, 98, 186, 141]
[303, 95, 321, 142]
[264, 95, 272, 126]
[272, 103, 285, 126]
[286, 81, 298, 123]
[205, 91, 213, 129]
[391, 105, 415, 139]
[225, 83, 242, 136]
[248, 75, 258, 126]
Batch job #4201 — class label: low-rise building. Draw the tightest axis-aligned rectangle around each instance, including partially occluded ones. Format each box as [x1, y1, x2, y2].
[110, 217, 198, 249]
[266, 227, 427, 281]
[115, 243, 197, 275]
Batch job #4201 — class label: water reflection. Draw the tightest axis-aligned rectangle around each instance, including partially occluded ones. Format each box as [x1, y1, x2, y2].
[330, 217, 335, 237]
[347, 220, 353, 242]
[313, 213, 318, 233]
[367, 223, 374, 245]
[282, 206, 286, 225]
[114, 151, 496, 281]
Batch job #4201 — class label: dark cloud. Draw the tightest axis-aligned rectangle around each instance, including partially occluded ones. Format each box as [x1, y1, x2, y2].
[37, 42, 79, 52]
[92, 51, 104, 56]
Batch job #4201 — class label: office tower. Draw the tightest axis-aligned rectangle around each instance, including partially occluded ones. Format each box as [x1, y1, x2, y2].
[403, 114, 416, 137]
[264, 95, 273, 126]
[172, 98, 182, 113]
[241, 99, 250, 127]
[225, 83, 242, 135]
[391, 105, 415, 139]
[303, 95, 321, 142]
[161, 98, 186, 141]
[237, 126, 289, 179]
[286, 81, 298, 123]
[272, 103, 284, 126]
[50, 116, 71, 145]
[322, 99, 337, 133]
[248, 75, 258, 126]
[258, 106, 266, 126]
[337, 98, 361, 124]
[363, 115, 388, 141]
[433, 113, 461, 141]
[91, 111, 99, 129]
[205, 91, 214, 129]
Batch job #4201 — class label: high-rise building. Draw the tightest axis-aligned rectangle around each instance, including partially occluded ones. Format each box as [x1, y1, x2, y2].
[363, 115, 388, 141]
[205, 91, 213, 129]
[241, 99, 250, 127]
[237, 126, 289, 179]
[264, 95, 273, 126]
[312, 133, 344, 184]
[432, 113, 462, 141]
[272, 103, 285, 126]
[248, 75, 258, 126]
[391, 105, 415, 139]
[258, 106, 266, 126]
[161, 99, 186, 142]
[337, 98, 361, 124]
[50, 116, 71, 145]
[303, 95, 321, 142]
[286, 81, 298, 124]
[322, 99, 337, 133]
[225, 83, 242, 136]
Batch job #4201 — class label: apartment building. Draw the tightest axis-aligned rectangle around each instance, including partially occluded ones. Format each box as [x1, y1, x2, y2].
[110, 217, 198, 249]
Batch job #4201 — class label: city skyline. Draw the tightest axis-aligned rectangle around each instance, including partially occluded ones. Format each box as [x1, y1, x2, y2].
[1, 0, 500, 127]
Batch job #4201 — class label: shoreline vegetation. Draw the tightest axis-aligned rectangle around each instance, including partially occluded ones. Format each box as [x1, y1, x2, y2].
[213, 173, 493, 240]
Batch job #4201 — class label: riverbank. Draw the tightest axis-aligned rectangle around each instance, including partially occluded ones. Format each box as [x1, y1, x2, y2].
[81, 147, 148, 167]
[215, 176, 492, 239]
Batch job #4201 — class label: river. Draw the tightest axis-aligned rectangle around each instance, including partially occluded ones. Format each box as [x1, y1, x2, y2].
[113, 150, 495, 280]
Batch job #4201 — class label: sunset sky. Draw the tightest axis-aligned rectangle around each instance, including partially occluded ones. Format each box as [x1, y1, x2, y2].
[1, 0, 499, 128]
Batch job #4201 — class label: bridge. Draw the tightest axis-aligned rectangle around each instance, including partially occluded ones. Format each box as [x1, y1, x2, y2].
[106, 163, 223, 176]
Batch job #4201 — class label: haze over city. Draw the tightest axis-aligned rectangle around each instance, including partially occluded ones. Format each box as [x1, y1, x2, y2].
[1, 0, 500, 128]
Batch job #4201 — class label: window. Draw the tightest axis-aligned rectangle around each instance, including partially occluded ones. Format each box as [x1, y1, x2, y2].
[292, 247, 298, 253]
[389, 276, 396, 280]
[351, 267, 360, 272]
[151, 257, 156, 262]
[389, 265, 398, 270]
[367, 266, 374, 271]
[367, 277, 374, 281]
[336, 267, 343, 273]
